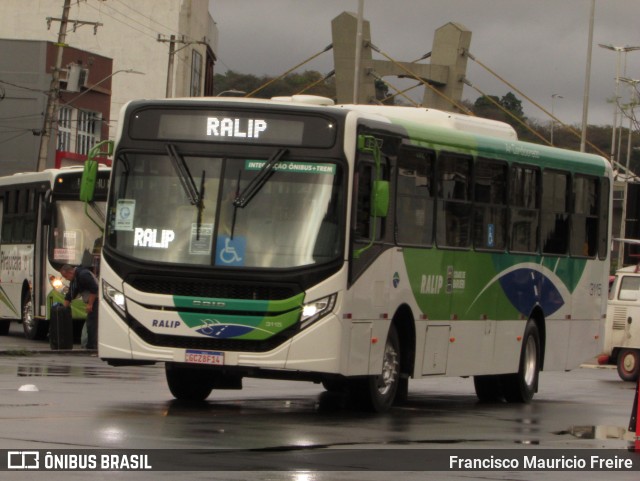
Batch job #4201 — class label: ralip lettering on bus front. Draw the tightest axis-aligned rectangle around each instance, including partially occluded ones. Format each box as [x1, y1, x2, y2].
[133, 228, 175, 248]
[206, 117, 267, 138]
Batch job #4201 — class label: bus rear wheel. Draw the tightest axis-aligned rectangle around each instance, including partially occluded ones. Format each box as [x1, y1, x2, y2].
[501, 320, 540, 403]
[165, 363, 213, 401]
[350, 325, 400, 412]
[616, 349, 640, 382]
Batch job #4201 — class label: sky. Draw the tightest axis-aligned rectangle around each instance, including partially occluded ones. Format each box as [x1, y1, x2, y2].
[208, 0, 640, 127]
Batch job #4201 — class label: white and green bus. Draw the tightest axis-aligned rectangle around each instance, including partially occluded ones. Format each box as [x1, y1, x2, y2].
[91, 96, 611, 411]
[0, 165, 110, 339]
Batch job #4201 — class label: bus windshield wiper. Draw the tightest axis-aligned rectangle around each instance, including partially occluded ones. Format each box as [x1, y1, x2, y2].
[233, 148, 287, 208]
[166, 144, 206, 239]
[166, 143, 201, 206]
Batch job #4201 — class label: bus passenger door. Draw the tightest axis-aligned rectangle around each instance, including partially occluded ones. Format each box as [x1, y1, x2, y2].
[347, 147, 392, 374]
[349, 148, 392, 316]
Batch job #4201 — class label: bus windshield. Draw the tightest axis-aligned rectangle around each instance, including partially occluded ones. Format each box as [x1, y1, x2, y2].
[50, 200, 106, 267]
[106, 151, 344, 269]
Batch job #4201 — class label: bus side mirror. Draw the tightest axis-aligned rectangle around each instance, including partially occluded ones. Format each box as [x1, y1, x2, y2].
[81, 140, 113, 202]
[372, 180, 389, 217]
[80, 160, 98, 203]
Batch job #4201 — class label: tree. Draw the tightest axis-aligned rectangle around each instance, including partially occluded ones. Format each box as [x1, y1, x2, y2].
[213, 70, 336, 99]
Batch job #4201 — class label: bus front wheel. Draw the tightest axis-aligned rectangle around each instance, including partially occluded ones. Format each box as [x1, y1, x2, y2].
[501, 320, 540, 403]
[473, 375, 504, 403]
[22, 291, 47, 340]
[350, 325, 400, 412]
[616, 349, 640, 382]
[165, 363, 213, 401]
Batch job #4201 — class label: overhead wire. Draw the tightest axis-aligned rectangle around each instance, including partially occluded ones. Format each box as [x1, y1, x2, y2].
[367, 42, 474, 115]
[462, 77, 551, 145]
[379, 81, 422, 104]
[295, 70, 335, 95]
[465, 50, 609, 158]
[369, 71, 420, 107]
[0, 130, 31, 145]
[111, 0, 180, 36]
[81, 0, 164, 41]
[245, 44, 333, 98]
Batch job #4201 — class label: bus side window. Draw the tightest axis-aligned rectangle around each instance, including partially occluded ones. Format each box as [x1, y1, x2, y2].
[23, 189, 37, 242]
[509, 165, 539, 253]
[474, 158, 507, 250]
[570, 175, 598, 257]
[541, 170, 570, 255]
[1, 190, 18, 244]
[436, 152, 472, 248]
[396, 148, 435, 246]
[354, 159, 388, 241]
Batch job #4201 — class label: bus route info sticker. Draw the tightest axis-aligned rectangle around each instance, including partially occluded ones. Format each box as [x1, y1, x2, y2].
[189, 223, 214, 255]
[115, 199, 135, 231]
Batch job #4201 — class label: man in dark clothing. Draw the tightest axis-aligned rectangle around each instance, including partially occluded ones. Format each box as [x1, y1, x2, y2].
[59, 264, 99, 350]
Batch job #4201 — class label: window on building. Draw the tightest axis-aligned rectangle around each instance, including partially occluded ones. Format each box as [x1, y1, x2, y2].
[77, 110, 101, 155]
[191, 50, 202, 97]
[57, 106, 73, 152]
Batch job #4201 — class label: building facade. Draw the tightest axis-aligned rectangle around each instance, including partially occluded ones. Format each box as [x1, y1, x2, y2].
[0, 0, 217, 172]
[0, 39, 113, 174]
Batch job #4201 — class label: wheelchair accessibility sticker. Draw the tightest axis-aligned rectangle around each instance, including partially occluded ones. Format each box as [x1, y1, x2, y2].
[215, 236, 246, 266]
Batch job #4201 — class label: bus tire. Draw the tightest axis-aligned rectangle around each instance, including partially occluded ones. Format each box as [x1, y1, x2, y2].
[165, 363, 213, 401]
[473, 375, 504, 403]
[501, 320, 540, 403]
[0, 320, 10, 336]
[22, 291, 47, 340]
[616, 349, 640, 382]
[351, 324, 400, 412]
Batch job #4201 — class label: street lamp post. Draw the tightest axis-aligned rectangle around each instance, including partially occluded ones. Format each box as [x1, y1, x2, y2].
[598, 44, 640, 165]
[551, 93, 563, 145]
[617, 77, 639, 267]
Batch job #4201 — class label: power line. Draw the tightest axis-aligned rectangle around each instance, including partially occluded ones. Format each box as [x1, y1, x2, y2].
[0, 79, 48, 94]
[368, 42, 473, 115]
[82, 0, 158, 41]
[112, 0, 180, 37]
[0, 130, 31, 145]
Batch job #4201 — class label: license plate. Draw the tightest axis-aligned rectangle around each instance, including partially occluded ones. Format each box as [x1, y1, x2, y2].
[184, 349, 224, 365]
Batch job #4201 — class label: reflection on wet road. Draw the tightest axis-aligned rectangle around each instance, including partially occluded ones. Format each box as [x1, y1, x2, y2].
[0, 354, 635, 455]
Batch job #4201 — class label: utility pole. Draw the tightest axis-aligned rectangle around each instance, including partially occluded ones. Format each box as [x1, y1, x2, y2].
[37, 0, 102, 171]
[158, 34, 209, 98]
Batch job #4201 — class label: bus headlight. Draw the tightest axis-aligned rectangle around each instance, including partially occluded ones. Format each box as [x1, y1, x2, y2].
[49, 275, 68, 293]
[102, 280, 127, 320]
[300, 294, 336, 329]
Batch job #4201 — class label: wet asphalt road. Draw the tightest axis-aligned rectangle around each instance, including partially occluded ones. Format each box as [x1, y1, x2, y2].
[0, 321, 639, 480]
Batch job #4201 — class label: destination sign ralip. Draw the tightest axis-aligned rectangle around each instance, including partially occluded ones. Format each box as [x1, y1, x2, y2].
[129, 108, 337, 147]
